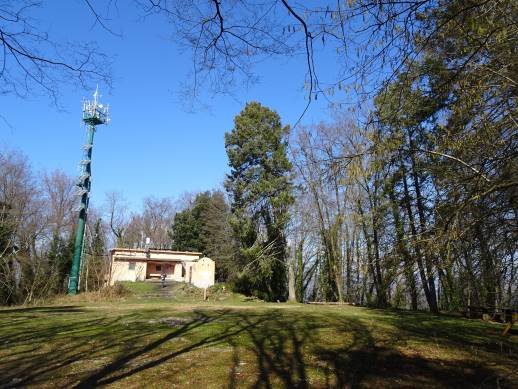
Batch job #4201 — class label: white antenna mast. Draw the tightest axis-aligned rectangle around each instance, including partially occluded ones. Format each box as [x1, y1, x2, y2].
[93, 85, 99, 109]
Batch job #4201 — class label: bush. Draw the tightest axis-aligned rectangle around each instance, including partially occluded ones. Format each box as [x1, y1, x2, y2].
[231, 273, 271, 301]
[100, 283, 131, 298]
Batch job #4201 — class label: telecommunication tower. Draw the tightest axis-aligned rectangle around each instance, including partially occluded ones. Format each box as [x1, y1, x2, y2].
[68, 87, 110, 295]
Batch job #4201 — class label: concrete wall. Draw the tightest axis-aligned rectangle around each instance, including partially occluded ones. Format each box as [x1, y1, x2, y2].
[109, 249, 215, 288]
[190, 257, 215, 288]
[173, 262, 184, 279]
[110, 260, 146, 285]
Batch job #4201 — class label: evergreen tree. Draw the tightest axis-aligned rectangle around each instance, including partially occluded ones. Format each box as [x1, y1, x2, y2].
[225, 102, 293, 301]
[85, 219, 107, 291]
[171, 208, 203, 252]
[171, 191, 235, 281]
[47, 232, 74, 294]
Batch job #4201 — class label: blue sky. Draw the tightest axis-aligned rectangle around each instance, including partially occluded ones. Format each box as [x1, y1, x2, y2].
[0, 1, 340, 211]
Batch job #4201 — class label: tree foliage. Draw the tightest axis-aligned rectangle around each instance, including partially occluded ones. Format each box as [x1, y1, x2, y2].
[225, 101, 293, 301]
[288, 0, 518, 311]
[170, 190, 235, 281]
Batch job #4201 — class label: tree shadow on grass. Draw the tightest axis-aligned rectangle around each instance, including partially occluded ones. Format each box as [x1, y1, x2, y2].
[1, 318, 144, 387]
[313, 315, 509, 388]
[0, 305, 85, 315]
[369, 307, 518, 355]
[74, 309, 309, 388]
[72, 309, 241, 388]
[0, 305, 514, 388]
[0, 305, 87, 326]
[231, 311, 315, 389]
[0, 307, 179, 388]
[223, 310, 512, 388]
[316, 345, 505, 389]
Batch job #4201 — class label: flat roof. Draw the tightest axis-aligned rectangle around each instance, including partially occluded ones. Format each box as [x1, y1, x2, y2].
[113, 256, 196, 262]
[110, 248, 202, 255]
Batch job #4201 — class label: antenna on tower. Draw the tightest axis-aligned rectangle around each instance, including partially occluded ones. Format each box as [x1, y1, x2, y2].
[82, 85, 110, 126]
[93, 85, 99, 105]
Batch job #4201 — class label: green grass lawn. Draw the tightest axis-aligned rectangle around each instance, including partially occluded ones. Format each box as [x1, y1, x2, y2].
[1, 283, 517, 388]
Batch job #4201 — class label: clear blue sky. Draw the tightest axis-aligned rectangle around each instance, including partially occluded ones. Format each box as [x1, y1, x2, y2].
[0, 1, 339, 211]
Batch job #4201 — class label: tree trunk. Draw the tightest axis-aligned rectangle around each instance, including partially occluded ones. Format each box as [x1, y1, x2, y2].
[288, 257, 296, 302]
[345, 224, 353, 302]
[401, 164, 439, 313]
[357, 199, 385, 306]
[475, 221, 496, 308]
[389, 185, 418, 310]
[406, 142, 438, 313]
[296, 239, 304, 302]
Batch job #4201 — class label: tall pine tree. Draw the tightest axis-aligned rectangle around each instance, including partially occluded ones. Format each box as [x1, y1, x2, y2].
[225, 102, 293, 301]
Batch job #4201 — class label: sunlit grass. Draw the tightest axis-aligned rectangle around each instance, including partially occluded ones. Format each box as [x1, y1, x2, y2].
[1, 287, 517, 388]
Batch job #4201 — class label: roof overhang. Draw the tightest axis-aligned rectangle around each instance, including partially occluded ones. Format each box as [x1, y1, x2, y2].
[110, 248, 202, 262]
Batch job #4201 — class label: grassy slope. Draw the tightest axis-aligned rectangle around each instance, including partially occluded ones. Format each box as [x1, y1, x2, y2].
[1, 283, 517, 388]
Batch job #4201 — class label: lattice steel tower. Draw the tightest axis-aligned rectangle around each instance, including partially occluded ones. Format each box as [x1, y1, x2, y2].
[68, 87, 110, 295]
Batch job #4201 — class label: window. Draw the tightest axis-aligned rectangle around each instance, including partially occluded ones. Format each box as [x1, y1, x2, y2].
[128, 262, 136, 270]
[156, 264, 162, 272]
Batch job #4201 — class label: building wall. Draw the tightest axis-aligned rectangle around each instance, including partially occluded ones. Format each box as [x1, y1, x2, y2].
[173, 262, 184, 279]
[110, 260, 146, 285]
[108, 249, 215, 288]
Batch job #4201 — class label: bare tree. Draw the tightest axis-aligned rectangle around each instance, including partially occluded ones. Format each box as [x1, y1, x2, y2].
[139, 1, 493, 114]
[0, 148, 42, 304]
[141, 196, 175, 249]
[104, 191, 129, 247]
[0, 1, 112, 105]
[41, 170, 75, 236]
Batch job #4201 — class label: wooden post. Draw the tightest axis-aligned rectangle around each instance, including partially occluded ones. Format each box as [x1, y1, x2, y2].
[204, 287, 207, 301]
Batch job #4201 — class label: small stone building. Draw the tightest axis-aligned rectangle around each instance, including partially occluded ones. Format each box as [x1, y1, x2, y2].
[109, 248, 215, 289]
